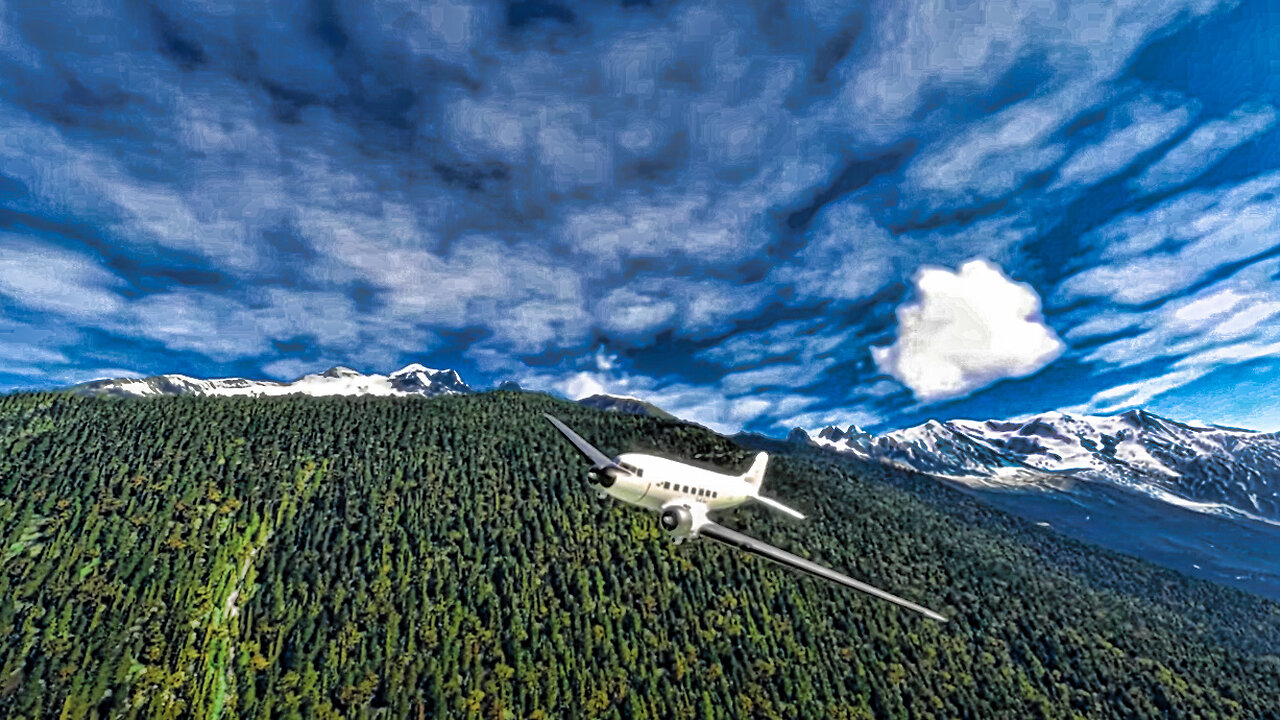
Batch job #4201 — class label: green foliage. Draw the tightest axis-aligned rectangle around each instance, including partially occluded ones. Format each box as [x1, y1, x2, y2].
[0, 391, 1277, 718]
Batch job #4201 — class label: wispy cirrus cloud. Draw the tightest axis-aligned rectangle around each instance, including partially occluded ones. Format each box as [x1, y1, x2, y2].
[1058, 170, 1280, 306]
[0, 237, 124, 318]
[1049, 93, 1194, 191]
[1133, 102, 1277, 196]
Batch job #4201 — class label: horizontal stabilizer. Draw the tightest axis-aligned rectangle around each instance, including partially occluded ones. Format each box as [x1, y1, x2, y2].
[754, 494, 806, 520]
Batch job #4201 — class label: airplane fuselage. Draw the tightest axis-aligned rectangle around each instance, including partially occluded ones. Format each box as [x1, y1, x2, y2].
[601, 453, 753, 514]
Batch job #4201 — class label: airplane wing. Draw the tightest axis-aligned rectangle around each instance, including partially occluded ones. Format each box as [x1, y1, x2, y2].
[697, 520, 948, 622]
[543, 413, 625, 471]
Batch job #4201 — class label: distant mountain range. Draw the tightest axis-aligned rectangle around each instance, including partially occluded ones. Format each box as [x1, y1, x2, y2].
[70, 366, 676, 418]
[803, 409, 1280, 525]
[72, 363, 473, 398]
[795, 409, 1280, 599]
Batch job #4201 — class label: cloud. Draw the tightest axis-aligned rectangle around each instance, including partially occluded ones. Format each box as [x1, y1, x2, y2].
[1067, 337, 1280, 416]
[562, 371, 606, 400]
[871, 259, 1065, 401]
[1059, 171, 1280, 305]
[260, 357, 336, 382]
[781, 202, 903, 301]
[719, 360, 835, 395]
[1050, 93, 1194, 191]
[1077, 261, 1280, 369]
[1064, 367, 1205, 415]
[117, 287, 434, 365]
[905, 87, 1077, 209]
[521, 354, 823, 435]
[0, 238, 124, 318]
[1133, 102, 1277, 196]
[0, 0, 1263, 436]
[595, 288, 678, 339]
[0, 343, 69, 365]
[1063, 311, 1144, 342]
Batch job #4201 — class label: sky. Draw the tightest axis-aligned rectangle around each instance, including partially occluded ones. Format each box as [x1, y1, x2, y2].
[1, 0, 1278, 435]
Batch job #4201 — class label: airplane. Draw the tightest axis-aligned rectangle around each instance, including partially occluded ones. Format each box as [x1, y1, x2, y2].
[543, 414, 948, 622]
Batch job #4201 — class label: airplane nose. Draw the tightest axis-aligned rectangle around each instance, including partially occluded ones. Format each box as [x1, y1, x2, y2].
[587, 468, 616, 488]
[609, 474, 648, 503]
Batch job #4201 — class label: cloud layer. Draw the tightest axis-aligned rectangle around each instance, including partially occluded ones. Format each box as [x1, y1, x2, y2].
[1, 0, 1278, 433]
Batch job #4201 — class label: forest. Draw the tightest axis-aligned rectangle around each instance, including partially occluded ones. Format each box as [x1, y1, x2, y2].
[0, 390, 1278, 719]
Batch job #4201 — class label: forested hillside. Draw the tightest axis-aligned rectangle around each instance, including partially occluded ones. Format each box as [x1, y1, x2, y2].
[1, 391, 1278, 719]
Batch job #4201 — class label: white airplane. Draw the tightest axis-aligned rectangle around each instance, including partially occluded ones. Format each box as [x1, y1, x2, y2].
[544, 414, 948, 622]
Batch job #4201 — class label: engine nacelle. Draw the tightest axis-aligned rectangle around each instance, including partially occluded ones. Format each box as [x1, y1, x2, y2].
[586, 468, 616, 488]
[659, 505, 693, 539]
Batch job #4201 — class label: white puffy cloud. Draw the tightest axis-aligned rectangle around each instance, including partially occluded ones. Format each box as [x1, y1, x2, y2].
[871, 259, 1064, 401]
[562, 371, 607, 400]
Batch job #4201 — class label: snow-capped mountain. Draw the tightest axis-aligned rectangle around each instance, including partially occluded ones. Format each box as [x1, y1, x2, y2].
[804, 409, 1280, 600]
[811, 409, 1280, 525]
[72, 363, 473, 398]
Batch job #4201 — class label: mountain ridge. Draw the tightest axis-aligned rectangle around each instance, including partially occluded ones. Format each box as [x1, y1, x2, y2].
[797, 408, 1280, 599]
[71, 363, 474, 399]
[806, 408, 1280, 525]
[71, 366, 682, 420]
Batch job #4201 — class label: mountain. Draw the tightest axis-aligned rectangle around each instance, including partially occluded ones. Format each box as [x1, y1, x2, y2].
[70, 363, 473, 398]
[814, 409, 1280, 523]
[811, 409, 1280, 599]
[576, 392, 674, 419]
[2, 391, 1279, 718]
[70, 367, 682, 422]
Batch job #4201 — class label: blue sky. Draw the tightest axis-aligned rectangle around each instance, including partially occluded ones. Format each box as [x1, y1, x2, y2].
[1, 0, 1278, 435]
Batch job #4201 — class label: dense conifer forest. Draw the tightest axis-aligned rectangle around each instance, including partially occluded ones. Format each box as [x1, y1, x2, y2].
[0, 391, 1278, 719]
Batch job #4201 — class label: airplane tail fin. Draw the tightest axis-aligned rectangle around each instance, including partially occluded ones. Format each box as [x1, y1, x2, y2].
[743, 452, 769, 487]
[742, 452, 806, 519]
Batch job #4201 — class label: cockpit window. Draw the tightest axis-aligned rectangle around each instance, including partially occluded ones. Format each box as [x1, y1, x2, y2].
[618, 461, 640, 475]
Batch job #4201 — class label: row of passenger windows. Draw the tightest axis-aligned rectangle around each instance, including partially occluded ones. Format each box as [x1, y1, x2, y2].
[659, 481, 717, 499]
